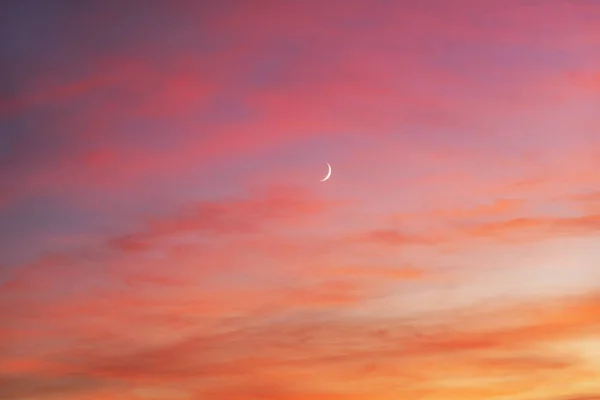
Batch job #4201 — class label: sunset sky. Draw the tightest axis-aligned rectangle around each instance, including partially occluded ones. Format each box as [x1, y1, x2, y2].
[2, 1, 600, 399]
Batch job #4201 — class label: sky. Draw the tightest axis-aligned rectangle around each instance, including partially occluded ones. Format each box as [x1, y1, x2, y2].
[2, 0, 600, 399]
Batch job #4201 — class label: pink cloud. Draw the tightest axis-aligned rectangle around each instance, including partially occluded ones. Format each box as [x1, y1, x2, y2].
[6, 0, 598, 210]
[464, 213, 600, 241]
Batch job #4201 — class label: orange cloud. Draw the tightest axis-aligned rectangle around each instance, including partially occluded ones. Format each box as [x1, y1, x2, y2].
[553, 397, 600, 400]
[2, 259, 600, 399]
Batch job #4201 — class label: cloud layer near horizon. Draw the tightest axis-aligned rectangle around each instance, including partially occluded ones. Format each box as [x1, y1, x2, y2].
[2, 1, 600, 399]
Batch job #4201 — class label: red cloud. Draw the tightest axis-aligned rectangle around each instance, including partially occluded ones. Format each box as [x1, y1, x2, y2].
[329, 265, 427, 281]
[105, 185, 343, 254]
[349, 229, 439, 246]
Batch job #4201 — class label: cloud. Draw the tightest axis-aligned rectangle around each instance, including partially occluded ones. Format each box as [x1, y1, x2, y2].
[551, 397, 600, 400]
[0, 374, 114, 399]
[104, 185, 342, 255]
[1, 184, 344, 302]
[48, 292, 600, 396]
[2, 260, 600, 398]
[474, 355, 575, 371]
[349, 229, 439, 247]
[465, 214, 600, 241]
[571, 69, 600, 93]
[327, 265, 427, 281]
[5, 0, 598, 212]
[361, 206, 600, 250]
[433, 198, 526, 219]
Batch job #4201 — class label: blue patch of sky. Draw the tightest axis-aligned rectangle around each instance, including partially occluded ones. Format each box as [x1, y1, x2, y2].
[0, 110, 75, 174]
[106, 95, 256, 153]
[0, 0, 237, 100]
[0, 194, 134, 267]
[244, 42, 304, 88]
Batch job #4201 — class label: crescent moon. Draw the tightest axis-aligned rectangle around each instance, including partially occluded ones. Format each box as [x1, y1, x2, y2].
[320, 162, 332, 182]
